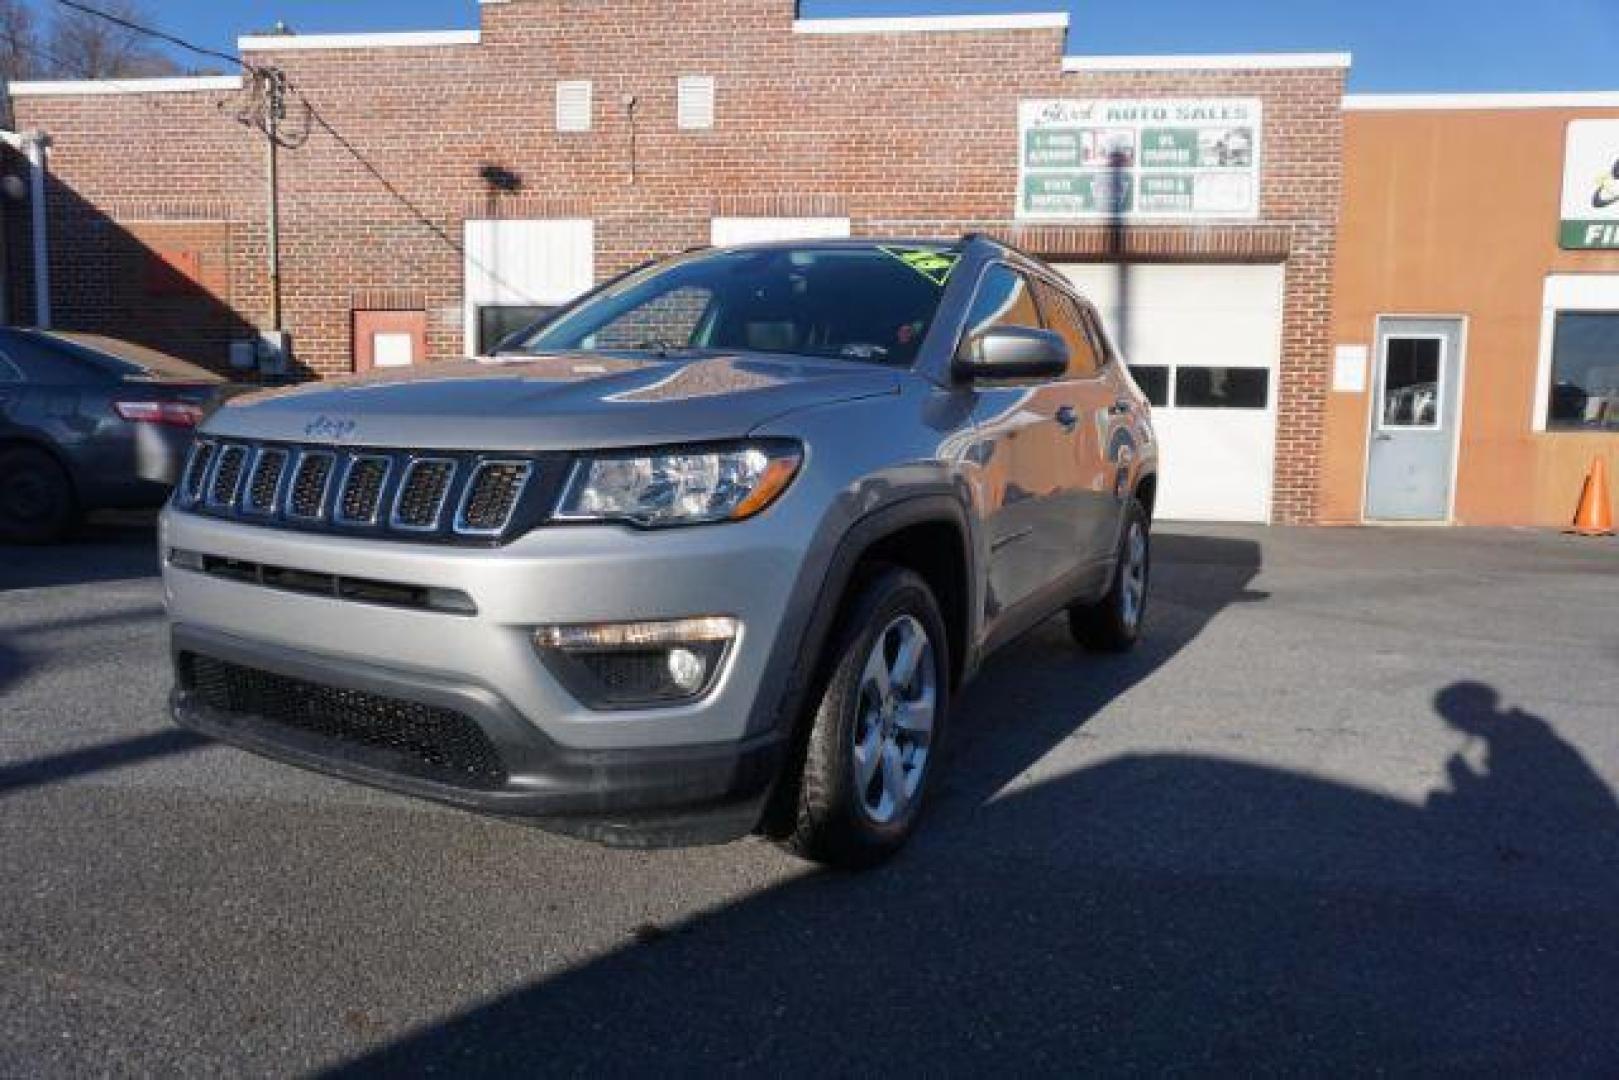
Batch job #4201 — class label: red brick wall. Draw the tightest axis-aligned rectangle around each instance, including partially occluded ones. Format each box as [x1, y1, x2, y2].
[12, 0, 1344, 522]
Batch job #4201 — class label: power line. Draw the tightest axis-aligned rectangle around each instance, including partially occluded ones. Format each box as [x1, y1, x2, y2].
[36, 0, 530, 312]
[50, 0, 253, 73]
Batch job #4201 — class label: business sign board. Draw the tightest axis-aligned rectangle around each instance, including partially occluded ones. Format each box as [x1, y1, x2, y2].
[1561, 120, 1619, 250]
[1018, 99, 1263, 221]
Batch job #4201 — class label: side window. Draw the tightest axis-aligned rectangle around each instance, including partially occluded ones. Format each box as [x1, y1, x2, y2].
[1079, 304, 1118, 367]
[1034, 281, 1101, 378]
[0, 336, 102, 385]
[962, 264, 1043, 341]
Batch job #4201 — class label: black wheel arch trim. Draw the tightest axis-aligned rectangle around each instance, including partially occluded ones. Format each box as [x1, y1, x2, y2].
[745, 493, 976, 744]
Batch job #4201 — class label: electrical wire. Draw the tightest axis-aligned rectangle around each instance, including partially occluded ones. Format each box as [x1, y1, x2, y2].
[34, 0, 531, 304]
[50, 0, 255, 73]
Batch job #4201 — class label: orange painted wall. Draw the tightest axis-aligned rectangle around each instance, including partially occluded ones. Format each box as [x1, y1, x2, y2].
[1324, 107, 1619, 526]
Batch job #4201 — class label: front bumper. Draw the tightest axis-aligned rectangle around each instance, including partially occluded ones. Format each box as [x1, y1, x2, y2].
[171, 625, 785, 846]
[160, 501, 828, 843]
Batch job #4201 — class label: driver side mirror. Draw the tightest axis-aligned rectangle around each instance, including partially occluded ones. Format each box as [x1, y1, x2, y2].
[954, 326, 1070, 383]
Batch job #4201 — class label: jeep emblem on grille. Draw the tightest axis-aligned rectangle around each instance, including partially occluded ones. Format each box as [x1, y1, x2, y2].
[304, 415, 358, 441]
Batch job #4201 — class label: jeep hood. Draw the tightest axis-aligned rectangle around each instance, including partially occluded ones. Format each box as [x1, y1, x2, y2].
[205, 352, 901, 451]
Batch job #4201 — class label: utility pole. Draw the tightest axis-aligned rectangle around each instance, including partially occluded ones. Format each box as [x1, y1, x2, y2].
[262, 67, 286, 334]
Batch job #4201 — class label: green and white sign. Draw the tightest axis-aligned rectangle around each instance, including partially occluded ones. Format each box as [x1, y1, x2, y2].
[1018, 99, 1263, 221]
[1561, 119, 1619, 250]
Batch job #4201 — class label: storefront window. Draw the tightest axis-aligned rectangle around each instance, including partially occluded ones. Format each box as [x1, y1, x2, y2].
[1546, 312, 1619, 431]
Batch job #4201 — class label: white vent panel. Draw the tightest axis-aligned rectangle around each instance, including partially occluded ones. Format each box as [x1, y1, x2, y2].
[555, 80, 592, 132]
[677, 75, 716, 130]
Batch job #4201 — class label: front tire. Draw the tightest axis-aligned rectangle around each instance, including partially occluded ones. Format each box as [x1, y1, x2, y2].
[784, 567, 950, 869]
[1069, 498, 1150, 653]
[0, 446, 76, 545]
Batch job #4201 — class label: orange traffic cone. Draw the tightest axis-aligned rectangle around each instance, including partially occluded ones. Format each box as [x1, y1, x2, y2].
[1569, 457, 1615, 537]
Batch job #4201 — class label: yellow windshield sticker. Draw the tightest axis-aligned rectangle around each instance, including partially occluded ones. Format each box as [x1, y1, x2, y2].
[881, 247, 959, 287]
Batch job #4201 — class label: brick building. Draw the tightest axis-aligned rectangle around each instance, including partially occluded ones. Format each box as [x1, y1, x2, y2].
[6, 1, 1351, 523]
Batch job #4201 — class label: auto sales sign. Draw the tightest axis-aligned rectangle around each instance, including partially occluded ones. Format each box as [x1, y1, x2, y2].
[1561, 120, 1619, 250]
[1018, 99, 1262, 221]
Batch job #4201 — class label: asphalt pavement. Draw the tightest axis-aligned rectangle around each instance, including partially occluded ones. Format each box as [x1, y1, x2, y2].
[3, 517, 1617, 1075]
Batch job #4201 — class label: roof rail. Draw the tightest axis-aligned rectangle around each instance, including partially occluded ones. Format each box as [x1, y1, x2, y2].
[962, 231, 1044, 264]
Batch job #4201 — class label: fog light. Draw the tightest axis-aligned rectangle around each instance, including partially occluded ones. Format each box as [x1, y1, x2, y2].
[533, 617, 738, 710]
[667, 647, 706, 694]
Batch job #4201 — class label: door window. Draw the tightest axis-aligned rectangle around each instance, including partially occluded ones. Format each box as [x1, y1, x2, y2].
[1032, 281, 1100, 378]
[1379, 337, 1445, 429]
[962, 265, 1042, 339]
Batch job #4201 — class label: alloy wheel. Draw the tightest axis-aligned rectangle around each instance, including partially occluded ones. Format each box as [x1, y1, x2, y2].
[851, 614, 937, 825]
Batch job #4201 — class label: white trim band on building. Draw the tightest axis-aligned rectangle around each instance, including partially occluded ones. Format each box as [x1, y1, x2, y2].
[238, 30, 480, 52]
[8, 75, 244, 97]
[1345, 91, 1619, 111]
[1063, 52, 1352, 73]
[794, 13, 1069, 35]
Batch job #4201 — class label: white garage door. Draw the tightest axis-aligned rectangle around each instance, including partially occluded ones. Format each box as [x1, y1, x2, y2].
[711, 217, 852, 245]
[1057, 263, 1284, 523]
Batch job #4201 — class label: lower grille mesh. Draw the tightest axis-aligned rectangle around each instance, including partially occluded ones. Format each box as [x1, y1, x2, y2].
[183, 654, 508, 790]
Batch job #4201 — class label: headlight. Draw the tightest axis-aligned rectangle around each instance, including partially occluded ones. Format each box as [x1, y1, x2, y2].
[555, 442, 802, 527]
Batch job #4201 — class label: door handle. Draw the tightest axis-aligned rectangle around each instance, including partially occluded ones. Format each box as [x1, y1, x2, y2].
[1055, 405, 1079, 432]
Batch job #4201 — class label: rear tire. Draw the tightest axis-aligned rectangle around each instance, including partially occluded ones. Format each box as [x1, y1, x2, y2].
[1069, 498, 1150, 653]
[0, 446, 76, 544]
[784, 567, 950, 869]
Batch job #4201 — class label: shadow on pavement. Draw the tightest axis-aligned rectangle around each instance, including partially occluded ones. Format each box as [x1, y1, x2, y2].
[0, 730, 208, 797]
[337, 682, 1618, 1074]
[0, 513, 160, 592]
[330, 531, 1619, 1074]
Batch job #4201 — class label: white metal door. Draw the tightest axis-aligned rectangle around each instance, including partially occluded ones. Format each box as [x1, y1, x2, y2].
[710, 217, 852, 246]
[1057, 263, 1284, 522]
[1365, 318, 1464, 521]
[464, 219, 595, 355]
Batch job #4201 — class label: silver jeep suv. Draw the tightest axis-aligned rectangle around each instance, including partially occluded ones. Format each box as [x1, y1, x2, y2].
[162, 236, 1157, 867]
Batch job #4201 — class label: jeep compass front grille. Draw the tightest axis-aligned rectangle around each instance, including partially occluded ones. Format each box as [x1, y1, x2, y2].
[393, 459, 456, 530]
[245, 447, 290, 514]
[181, 653, 509, 791]
[208, 444, 249, 508]
[337, 456, 391, 525]
[288, 452, 336, 520]
[174, 440, 551, 545]
[457, 461, 532, 534]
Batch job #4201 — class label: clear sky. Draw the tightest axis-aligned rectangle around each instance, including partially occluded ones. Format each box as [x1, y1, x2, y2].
[39, 0, 1619, 93]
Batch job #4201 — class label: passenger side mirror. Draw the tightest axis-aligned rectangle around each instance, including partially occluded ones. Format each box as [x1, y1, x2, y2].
[954, 326, 1070, 382]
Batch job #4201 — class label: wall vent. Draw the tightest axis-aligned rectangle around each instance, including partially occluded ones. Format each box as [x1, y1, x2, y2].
[677, 76, 716, 130]
[555, 80, 593, 132]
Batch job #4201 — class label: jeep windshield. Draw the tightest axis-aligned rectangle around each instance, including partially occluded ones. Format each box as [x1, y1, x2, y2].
[512, 244, 959, 367]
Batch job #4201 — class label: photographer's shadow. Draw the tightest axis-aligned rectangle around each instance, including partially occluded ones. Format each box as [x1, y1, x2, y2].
[335, 537, 1619, 1074]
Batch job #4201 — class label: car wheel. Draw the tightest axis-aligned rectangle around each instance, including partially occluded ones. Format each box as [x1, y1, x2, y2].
[784, 567, 950, 869]
[0, 446, 76, 544]
[1069, 498, 1150, 653]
